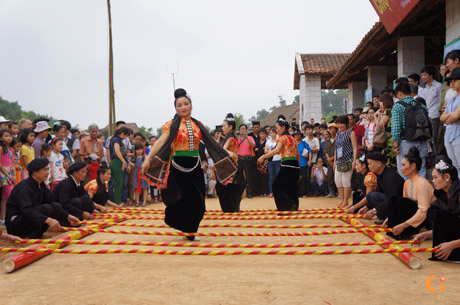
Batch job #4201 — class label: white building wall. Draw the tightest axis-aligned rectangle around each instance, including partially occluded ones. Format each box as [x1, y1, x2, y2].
[447, 0, 460, 44]
[397, 36, 425, 77]
[348, 81, 366, 110]
[299, 75, 322, 123]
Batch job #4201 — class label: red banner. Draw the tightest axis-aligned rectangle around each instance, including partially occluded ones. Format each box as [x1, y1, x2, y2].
[369, 0, 421, 34]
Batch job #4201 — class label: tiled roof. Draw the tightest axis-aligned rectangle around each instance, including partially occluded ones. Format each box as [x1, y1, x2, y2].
[326, 22, 385, 88]
[300, 54, 351, 75]
[294, 53, 350, 89]
[260, 104, 299, 128]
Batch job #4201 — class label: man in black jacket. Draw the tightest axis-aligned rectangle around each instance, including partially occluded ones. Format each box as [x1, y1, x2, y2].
[52, 162, 98, 220]
[6, 158, 78, 238]
[358, 152, 404, 222]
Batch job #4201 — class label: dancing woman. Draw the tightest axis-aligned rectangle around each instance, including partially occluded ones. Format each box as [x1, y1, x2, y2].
[141, 89, 236, 240]
[215, 113, 245, 212]
[257, 115, 300, 211]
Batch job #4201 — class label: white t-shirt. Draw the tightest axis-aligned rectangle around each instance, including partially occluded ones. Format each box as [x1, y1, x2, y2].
[48, 151, 67, 182]
[266, 140, 281, 161]
[304, 137, 320, 163]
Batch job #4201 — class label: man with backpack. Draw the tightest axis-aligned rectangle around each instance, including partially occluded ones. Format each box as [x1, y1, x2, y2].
[391, 82, 432, 179]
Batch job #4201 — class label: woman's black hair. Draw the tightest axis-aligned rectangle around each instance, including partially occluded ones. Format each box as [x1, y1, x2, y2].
[356, 151, 368, 167]
[433, 155, 459, 181]
[50, 137, 63, 147]
[114, 127, 130, 136]
[224, 113, 236, 131]
[446, 50, 460, 63]
[336, 115, 349, 127]
[134, 143, 144, 151]
[19, 128, 34, 144]
[133, 132, 146, 140]
[11, 136, 19, 148]
[403, 147, 422, 171]
[0, 129, 12, 154]
[97, 161, 111, 176]
[40, 143, 51, 157]
[174, 88, 191, 106]
[53, 124, 65, 134]
[96, 161, 111, 193]
[276, 115, 289, 130]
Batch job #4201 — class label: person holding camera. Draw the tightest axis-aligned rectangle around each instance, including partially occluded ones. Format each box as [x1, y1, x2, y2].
[237, 124, 256, 198]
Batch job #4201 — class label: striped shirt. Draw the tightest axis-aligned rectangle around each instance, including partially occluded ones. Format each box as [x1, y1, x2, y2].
[336, 129, 353, 163]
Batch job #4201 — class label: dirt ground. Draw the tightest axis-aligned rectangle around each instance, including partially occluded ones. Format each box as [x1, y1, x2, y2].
[1, 196, 459, 305]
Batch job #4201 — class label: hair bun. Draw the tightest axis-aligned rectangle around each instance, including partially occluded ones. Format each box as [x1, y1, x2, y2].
[408, 147, 420, 158]
[277, 115, 286, 122]
[99, 161, 108, 169]
[226, 113, 234, 119]
[174, 88, 187, 99]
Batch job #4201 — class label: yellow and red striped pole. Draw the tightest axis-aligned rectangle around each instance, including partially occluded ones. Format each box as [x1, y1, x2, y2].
[77, 221, 383, 230]
[19, 239, 417, 249]
[59, 227, 390, 237]
[0, 247, 436, 256]
[1, 221, 114, 273]
[343, 218, 422, 269]
[93, 214, 363, 221]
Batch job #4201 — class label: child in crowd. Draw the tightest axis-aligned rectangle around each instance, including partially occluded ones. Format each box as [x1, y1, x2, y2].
[19, 128, 35, 179]
[8, 122, 19, 137]
[40, 143, 52, 188]
[88, 154, 100, 181]
[310, 156, 328, 196]
[12, 137, 22, 186]
[0, 129, 15, 225]
[48, 138, 67, 191]
[133, 143, 148, 207]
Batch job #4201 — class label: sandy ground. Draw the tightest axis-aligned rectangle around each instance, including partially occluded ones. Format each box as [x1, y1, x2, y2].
[1, 196, 459, 305]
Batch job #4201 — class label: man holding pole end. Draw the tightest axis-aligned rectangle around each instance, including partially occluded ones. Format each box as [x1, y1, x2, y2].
[5, 158, 79, 238]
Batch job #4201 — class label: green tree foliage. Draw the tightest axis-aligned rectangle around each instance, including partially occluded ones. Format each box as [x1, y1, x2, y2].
[234, 113, 247, 130]
[292, 95, 299, 104]
[138, 126, 154, 138]
[321, 89, 348, 118]
[0, 95, 55, 122]
[278, 95, 286, 107]
[324, 112, 340, 123]
[250, 108, 270, 121]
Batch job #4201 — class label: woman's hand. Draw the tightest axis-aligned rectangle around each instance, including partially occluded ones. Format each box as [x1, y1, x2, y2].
[364, 208, 377, 220]
[82, 212, 93, 220]
[141, 159, 150, 175]
[392, 222, 407, 236]
[435, 241, 457, 261]
[257, 156, 265, 165]
[413, 232, 429, 246]
[346, 205, 355, 214]
[357, 206, 368, 215]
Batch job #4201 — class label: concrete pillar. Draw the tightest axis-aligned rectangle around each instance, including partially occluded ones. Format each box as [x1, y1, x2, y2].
[367, 66, 388, 96]
[348, 81, 366, 110]
[397, 36, 425, 77]
[446, 0, 460, 44]
[299, 74, 322, 123]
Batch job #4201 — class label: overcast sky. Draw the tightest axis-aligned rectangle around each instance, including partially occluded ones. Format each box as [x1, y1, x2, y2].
[0, 0, 379, 132]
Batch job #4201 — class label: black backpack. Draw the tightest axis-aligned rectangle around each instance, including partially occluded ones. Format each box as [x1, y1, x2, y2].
[397, 100, 432, 141]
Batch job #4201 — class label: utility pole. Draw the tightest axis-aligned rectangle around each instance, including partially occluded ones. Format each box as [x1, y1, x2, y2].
[107, 0, 116, 135]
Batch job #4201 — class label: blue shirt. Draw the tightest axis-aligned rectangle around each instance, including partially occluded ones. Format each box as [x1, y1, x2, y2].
[445, 95, 460, 143]
[297, 140, 311, 167]
[109, 136, 122, 159]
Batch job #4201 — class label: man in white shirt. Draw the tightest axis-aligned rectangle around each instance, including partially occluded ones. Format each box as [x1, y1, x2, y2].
[419, 65, 443, 151]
